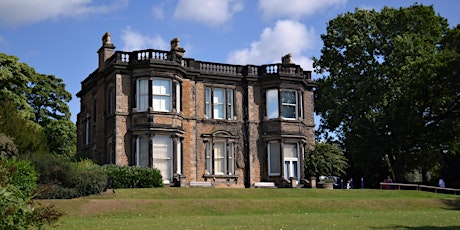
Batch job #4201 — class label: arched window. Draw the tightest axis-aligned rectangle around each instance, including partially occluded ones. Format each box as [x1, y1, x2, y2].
[202, 131, 237, 175]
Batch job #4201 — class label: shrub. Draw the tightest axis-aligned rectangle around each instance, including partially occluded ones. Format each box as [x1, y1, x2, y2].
[30, 154, 107, 199]
[72, 160, 107, 196]
[0, 157, 61, 228]
[104, 165, 163, 189]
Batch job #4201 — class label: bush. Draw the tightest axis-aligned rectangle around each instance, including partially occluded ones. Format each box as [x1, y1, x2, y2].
[30, 154, 107, 199]
[0, 157, 61, 228]
[104, 165, 163, 189]
[72, 160, 107, 196]
[1, 157, 37, 197]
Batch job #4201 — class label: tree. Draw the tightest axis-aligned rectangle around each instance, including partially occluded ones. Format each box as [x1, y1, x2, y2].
[0, 52, 75, 156]
[313, 4, 460, 186]
[0, 100, 48, 155]
[305, 142, 348, 179]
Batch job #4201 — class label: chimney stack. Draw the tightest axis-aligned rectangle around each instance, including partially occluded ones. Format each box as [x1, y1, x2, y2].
[281, 53, 293, 64]
[98, 32, 116, 71]
[170, 37, 185, 57]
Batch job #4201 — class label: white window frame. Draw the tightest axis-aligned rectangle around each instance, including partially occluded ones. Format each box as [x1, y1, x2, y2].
[152, 78, 171, 112]
[136, 78, 178, 113]
[213, 88, 225, 119]
[176, 140, 182, 174]
[266, 89, 301, 120]
[205, 87, 234, 120]
[176, 82, 181, 112]
[137, 78, 149, 112]
[266, 89, 279, 119]
[283, 143, 300, 180]
[281, 90, 298, 120]
[152, 135, 173, 184]
[205, 141, 235, 175]
[136, 135, 174, 184]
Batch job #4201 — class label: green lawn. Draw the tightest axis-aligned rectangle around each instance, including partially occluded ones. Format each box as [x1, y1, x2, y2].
[39, 188, 460, 229]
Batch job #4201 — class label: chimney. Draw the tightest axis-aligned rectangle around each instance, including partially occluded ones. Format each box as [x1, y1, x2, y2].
[170, 37, 185, 57]
[98, 32, 116, 71]
[281, 53, 293, 64]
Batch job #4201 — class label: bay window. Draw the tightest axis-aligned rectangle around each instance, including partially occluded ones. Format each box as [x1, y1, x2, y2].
[268, 141, 300, 180]
[266, 89, 303, 120]
[136, 135, 181, 184]
[136, 77, 181, 113]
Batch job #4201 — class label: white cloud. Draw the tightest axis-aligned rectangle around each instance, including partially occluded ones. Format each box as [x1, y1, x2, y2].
[173, 0, 243, 26]
[0, 35, 8, 48]
[0, 0, 127, 26]
[152, 5, 165, 21]
[259, 0, 347, 20]
[227, 20, 316, 70]
[121, 26, 168, 51]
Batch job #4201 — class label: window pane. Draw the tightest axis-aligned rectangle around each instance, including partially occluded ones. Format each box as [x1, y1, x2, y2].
[137, 79, 149, 112]
[266, 90, 279, 119]
[213, 88, 225, 119]
[176, 141, 182, 174]
[293, 161, 298, 178]
[282, 91, 296, 104]
[227, 89, 233, 120]
[176, 83, 181, 112]
[137, 136, 149, 167]
[282, 105, 296, 118]
[285, 161, 290, 179]
[205, 87, 211, 118]
[153, 136, 172, 183]
[152, 79, 171, 111]
[206, 143, 212, 174]
[227, 143, 234, 175]
[284, 143, 298, 158]
[214, 142, 225, 174]
[282, 91, 297, 119]
[152, 95, 170, 111]
[152, 79, 171, 94]
[269, 142, 280, 175]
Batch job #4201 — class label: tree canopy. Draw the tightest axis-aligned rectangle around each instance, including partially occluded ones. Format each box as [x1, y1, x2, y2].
[305, 142, 349, 179]
[313, 4, 460, 186]
[0, 52, 75, 156]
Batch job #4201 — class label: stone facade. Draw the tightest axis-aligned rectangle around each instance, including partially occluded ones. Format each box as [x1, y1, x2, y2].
[76, 32, 315, 188]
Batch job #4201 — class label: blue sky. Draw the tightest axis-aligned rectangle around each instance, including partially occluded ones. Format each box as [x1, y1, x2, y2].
[1, 0, 459, 123]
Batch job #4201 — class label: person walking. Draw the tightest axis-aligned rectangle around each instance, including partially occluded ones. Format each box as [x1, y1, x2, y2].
[438, 178, 445, 193]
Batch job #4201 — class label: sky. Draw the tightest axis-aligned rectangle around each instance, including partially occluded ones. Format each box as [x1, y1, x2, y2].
[1, 0, 459, 124]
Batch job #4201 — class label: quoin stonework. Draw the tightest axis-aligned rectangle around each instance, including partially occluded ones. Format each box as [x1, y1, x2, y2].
[76, 32, 316, 188]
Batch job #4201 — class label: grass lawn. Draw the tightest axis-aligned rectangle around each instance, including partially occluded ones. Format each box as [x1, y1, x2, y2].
[38, 188, 460, 229]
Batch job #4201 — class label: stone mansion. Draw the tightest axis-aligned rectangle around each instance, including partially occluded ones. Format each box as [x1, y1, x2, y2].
[76, 32, 315, 188]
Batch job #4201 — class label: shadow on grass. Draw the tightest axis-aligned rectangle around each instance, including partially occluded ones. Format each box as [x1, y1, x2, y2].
[442, 198, 460, 210]
[374, 226, 460, 230]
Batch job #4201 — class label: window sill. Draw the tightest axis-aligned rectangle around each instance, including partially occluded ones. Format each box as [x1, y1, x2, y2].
[203, 174, 239, 179]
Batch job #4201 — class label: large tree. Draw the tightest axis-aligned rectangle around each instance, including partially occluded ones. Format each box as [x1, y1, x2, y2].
[0, 52, 75, 156]
[313, 5, 460, 186]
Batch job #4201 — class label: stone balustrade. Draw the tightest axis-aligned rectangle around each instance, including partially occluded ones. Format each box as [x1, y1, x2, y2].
[107, 49, 311, 80]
